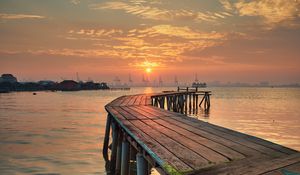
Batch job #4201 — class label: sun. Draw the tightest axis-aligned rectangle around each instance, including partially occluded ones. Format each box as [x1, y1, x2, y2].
[145, 67, 152, 73]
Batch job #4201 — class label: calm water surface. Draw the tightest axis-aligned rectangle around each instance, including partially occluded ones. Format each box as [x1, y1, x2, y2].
[0, 87, 299, 174]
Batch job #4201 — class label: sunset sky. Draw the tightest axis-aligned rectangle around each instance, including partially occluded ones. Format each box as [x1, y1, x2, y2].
[0, 0, 300, 84]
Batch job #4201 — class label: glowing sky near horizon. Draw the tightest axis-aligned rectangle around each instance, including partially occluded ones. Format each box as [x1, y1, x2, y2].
[0, 0, 300, 84]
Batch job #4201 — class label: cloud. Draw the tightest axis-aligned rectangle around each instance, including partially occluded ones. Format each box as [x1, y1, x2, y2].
[64, 25, 228, 63]
[0, 13, 45, 20]
[129, 60, 164, 69]
[235, 0, 300, 24]
[0, 24, 227, 66]
[219, 0, 233, 11]
[69, 29, 123, 37]
[70, 0, 80, 5]
[138, 25, 225, 40]
[89, 1, 229, 22]
[219, 0, 300, 29]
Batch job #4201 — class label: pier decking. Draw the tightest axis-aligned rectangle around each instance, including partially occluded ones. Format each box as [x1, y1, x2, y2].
[103, 89, 300, 175]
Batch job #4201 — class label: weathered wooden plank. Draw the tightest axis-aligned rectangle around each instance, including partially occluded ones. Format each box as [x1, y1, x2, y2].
[125, 122, 193, 173]
[262, 161, 300, 175]
[120, 106, 149, 120]
[141, 105, 286, 158]
[134, 95, 143, 105]
[105, 106, 128, 121]
[172, 116, 286, 157]
[126, 95, 138, 106]
[109, 108, 193, 173]
[154, 119, 245, 160]
[134, 106, 259, 158]
[130, 119, 211, 170]
[107, 106, 138, 120]
[119, 96, 132, 106]
[127, 106, 162, 119]
[148, 105, 296, 155]
[145, 96, 153, 105]
[141, 119, 230, 164]
[105, 92, 300, 175]
[195, 153, 300, 175]
[108, 96, 126, 106]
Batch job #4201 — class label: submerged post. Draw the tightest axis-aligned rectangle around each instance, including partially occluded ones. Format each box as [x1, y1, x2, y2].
[110, 121, 119, 173]
[116, 132, 123, 174]
[129, 145, 137, 174]
[121, 138, 130, 175]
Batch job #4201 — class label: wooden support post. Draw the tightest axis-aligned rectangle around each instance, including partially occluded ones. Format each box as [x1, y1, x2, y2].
[121, 139, 130, 175]
[195, 94, 199, 114]
[159, 97, 165, 109]
[172, 95, 177, 112]
[185, 93, 188, 114]
[147, 162, 152, 175]
[110, 121, 119, 173]
[103, 114, 112, 162]
[189, 93, 192, 114]
[129, 145, 137, 175]
[136, 153, 148, 175]
[199, 96, 205, 107]
[180, 95, 184, 113]
[192, 94, 195, 114]
[207, 94, 211, 109]
[204, 94, 208, 110]
[169, 96, 172, 111]
[130, 145, 137, 160]
[116, 131, 123, 174]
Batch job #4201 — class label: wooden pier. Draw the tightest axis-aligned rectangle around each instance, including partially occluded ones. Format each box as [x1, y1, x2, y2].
[103, 88, 300, 175]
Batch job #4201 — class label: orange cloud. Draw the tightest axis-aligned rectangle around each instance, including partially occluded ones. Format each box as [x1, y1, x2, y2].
[62, 24, 230, 64]
[90, 1, 229, 22]
[0, 13, 45, 19]
[219, 0, 300, 29]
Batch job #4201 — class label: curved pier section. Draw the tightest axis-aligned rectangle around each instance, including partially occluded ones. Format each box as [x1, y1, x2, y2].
[103, 90, 300, 175]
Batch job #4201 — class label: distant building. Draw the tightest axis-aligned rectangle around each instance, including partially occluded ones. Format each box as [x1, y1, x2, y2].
[59, 80, 80, 91]
[99, 82, 109, 89]
[38, 80, 55, 86]
[0, 74, 17, 83]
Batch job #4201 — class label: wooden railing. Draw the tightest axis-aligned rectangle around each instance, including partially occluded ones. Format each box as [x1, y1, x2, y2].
[151, 87, 211, 115]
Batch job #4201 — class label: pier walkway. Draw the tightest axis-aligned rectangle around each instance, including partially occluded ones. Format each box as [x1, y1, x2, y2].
[103, 89, 300, 175]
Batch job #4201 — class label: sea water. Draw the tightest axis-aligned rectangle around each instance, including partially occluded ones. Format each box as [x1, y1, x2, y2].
[0, 87, 299, 174]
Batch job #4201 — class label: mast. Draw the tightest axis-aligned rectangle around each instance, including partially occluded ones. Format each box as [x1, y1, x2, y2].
[174, 75, 178, 86]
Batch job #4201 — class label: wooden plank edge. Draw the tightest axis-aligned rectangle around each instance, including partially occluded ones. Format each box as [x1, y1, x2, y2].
[107, 110, 185, 175]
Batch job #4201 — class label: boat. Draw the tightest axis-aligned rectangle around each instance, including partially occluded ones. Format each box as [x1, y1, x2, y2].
[191, 73, 207, 88]
[192, 82, 207, 88]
